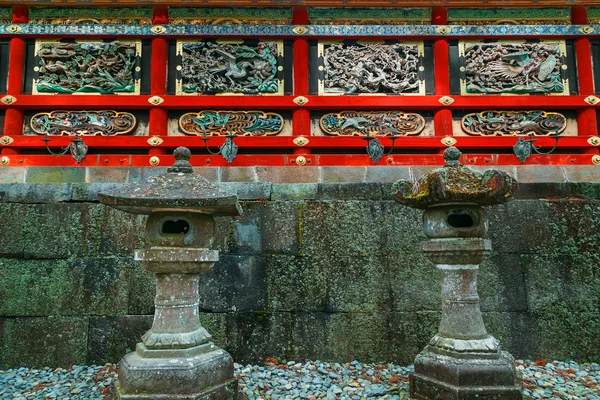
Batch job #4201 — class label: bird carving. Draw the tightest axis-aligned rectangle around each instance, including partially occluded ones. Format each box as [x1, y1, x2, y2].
[488, 51, 557, 84]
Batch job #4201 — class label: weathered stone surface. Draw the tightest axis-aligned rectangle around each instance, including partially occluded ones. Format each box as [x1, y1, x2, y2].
[220, 167, 258, 182]
[88, 316, 153, 364]
[262, 201, 300, 254]
[72, 182, 122, 201]
[271, 184, 318, 201]
[0, 183, 72, 202]
[316, 183, 383, 201]
[26, 167, 86, 183]
[226, 202, 264, 254]
[87, 167, 130, 183]
[0, 204, 26, 257]
[191, 167, 221, 182]
[381, 201, 425, 254]
[128, 167, 168, 183]
[0, 168, 26, 183]
[478, 253, 528, 313]
[0, 317, 88, 368]
[267, 255, 327, 311]
[256, 166, 320, 184]
[387, 253, 440, 312]
[365, 166, 411, 183]
[0, 257, 133, 316]
[226, 312, 292, 364]
[516, 165, 566, 183]
[321, 167, 366, 183]
[219, 182, 271, 200]
[199, 255, 267, 312]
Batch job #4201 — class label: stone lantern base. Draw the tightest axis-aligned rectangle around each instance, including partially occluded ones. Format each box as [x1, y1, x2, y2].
[410, 348, 522, 400]
[113, 342, 237, 400]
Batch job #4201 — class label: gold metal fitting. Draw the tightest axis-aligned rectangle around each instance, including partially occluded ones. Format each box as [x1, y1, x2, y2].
[148, 96, 164, 105]
[0, 156, 9, 166]
[588, 137, 600, 146]
[592, 155, 600, 165]
[435, 26, 451, 35]
[293, 96, 309, 106]
[584, 95, 600, 105]
[292, 26, 309, 35]
[579, 25, 595, 34]
[149, 156, 160, 166]
[293, 136, 309, 146]
[151, 25, 166, 34]
[441, 136, 457, 147]
[147, 136, 164, 146]
[1, 95, 16, 105]
[439, 96, 454, 106]
[295, 155, 307, 166]
[6, 25, 20, 33]
[0, 136, 14, 145]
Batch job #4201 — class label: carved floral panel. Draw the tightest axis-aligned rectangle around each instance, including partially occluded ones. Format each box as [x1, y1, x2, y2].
[176, 40, 285, 95]
[30, 110, 137, 136]
[459, 41, 568, 95]
[461, 110, 567, 136]
[320, 111, 425, 136]
[33, 40, 142, 94]
[179, 110, 284, 136]
[317, 41, 425, 95]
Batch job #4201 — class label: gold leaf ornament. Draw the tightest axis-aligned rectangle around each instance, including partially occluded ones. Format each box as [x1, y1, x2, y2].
[151, 25, 167, 34]
[0, 136, 14, 145]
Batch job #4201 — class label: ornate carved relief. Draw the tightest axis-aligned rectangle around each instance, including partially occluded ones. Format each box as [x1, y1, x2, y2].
[320, 111, 425, 136]
[318, 41, 425, 95]
[30, 110, 137, 136]
[33, 40, 141, 94]
[176, 40, 284, 95]
[28, 7, 153, 24]
[169, 7, 292, 25]
[459, 41, 568, 95]
[448, 7, 570, 25]
[461, 110, 566, 136]
[308, 8, 431, 25]
[179, 110, 284, 136]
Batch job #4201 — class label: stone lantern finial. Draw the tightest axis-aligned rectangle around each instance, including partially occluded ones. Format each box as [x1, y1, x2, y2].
[167, 146, 194, 174]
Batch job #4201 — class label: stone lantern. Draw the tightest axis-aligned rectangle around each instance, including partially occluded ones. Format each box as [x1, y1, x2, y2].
[98, 147, 242, 400]
[392, 147, 522, 399]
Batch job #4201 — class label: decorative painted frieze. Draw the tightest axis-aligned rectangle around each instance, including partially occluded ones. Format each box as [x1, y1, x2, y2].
[169, 7, 292, 25]
[0, 7, 10, 24]
[179, 110, 284, 136]
[176, 40, 284, 95]
[308, 8, 431, 25]
[448, 8, 570, 25]
[461, 110, 567, 136]
[0, 24, 593, 37]
[459, 41, 568, 95]
[33, 40, 142, 94]
[29, 7, 153, 24]
[320, 111, 425, 136]
[30, 110, 137, 136]
[317, 41, 425, 95]
[588, 8, 600, 24]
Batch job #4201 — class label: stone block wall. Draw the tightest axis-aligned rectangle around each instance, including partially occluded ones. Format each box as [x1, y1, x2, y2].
[0, 166, 599, 368]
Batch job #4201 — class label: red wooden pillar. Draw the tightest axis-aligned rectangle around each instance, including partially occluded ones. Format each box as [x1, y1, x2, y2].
[572, 6, 598, 154]
[432, 7, 452, 140]
[2, 5, 27, 156]
[292, 6, 311, 155]
[148, 6, 169, 156]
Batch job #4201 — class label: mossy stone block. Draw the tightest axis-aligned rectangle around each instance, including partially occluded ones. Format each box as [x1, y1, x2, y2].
[262, 201, 299, 254]
[0, 317, 88, 368]
[290, 312, 348, 362]
[0, 204, 26, 257]
[26, 167, 86, 183]
[387, 253, 440, 312]
[88, 315, 152, 364]
[271, 184, 318, 201]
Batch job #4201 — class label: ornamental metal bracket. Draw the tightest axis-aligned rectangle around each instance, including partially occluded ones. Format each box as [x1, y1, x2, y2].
[0, 136, 14, 145]
[579, 26, 595, 34]
[293, 136, 309, 146]
[584, 95, 600, 105]
[364, 128, 401, 164]
[0, 156, 9, 166]
[593, 155, 600, 165]
[148, 136, 164, 146]
[151, 25, 167, 34]
[439, 96, 454, 105]
[41, 134, 88, 164]
[293, 26, 309, 35]
[435, 26, 451, 35]
[148, 96, 164, 105]
[1, 95, 16, 105]
[6, 25, 20, 33]
[201, 130, 238, 164]
[293, 96, 309, 106]
[149, 156, 160, 166]
[441, 136, 457, 147]
[588, 137, 600, 146]
[513, 132, 561, 163]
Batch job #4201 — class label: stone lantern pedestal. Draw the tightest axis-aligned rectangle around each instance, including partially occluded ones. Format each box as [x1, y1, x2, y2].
[99, 147, 242, 400]
[392, 148, 523, 400]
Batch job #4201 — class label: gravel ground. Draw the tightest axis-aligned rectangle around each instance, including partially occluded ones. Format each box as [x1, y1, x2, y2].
[0, 360, 598, 399]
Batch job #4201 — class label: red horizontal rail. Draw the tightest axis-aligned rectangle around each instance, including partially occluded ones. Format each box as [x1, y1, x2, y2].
[6, 95, 598, 110]
[4, 135, 596, 150]
[1, 153, 596, 167]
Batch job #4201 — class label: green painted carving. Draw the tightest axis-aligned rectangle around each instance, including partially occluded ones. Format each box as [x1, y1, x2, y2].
[448, 8, 570, 24]
[169, 7, 292, 24]
[34, 41, 141, 94]
[320, 111, 425, 136]
[461, 110, 567, 136]
[308, 8, 431, 24]
[588, 8, 600, 21]
[179, 111, 284, 136]
[29, 7, 153, 24]
[30, 110, 137, 136]
[0, 7, 11, 20]
[177, 40, 282, 95]
[461, 41, 566, 95]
